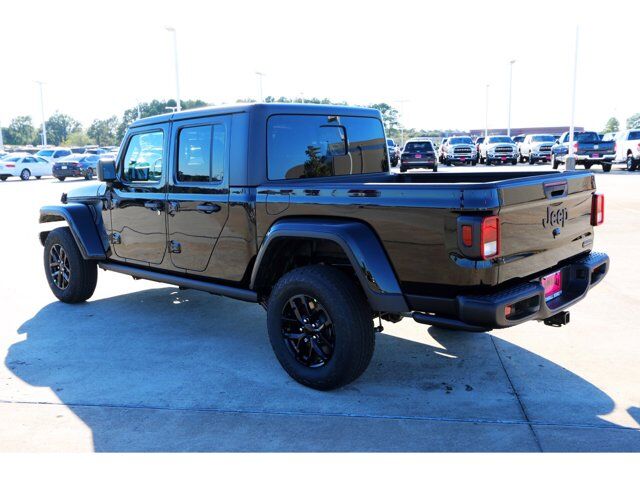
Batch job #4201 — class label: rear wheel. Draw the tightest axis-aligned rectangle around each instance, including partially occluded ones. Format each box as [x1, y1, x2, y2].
[584, 162, 592, 170]
[399, 167, 406, 173]
[57, 177, 66, 181]
[43, 227, 98, 303]
[432, 164, 438, 172]
[511, 158, 518, 165]
[266, 265, 374, 390]
[628, 155, 637, 171]
[471, 160, 477, 166]
[0, 175, 8, 181]
[602, 163, 612, 172]
[552, 155, 560, 170]
[529, 157, 536, 165]
[20, 169, 31, 181]
[486, 158, 492, 166]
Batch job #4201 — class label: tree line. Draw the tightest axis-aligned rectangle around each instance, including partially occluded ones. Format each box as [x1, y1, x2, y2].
[4, 96, 638, 147]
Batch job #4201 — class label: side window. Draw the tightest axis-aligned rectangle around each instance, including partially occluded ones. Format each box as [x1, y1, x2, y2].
[176, 124, 226, 183]
[122, 130, 164, 182]
[267, 115, 387, 180]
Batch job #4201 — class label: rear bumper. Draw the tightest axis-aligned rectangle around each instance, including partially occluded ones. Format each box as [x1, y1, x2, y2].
[406, 251, 609, 330]
[53, 167, 85, 178]
[556, 154, 615, 164]
[401, 159, 436, 169]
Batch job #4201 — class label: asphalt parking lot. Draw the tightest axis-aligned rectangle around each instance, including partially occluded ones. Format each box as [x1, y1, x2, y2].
[0, 164, 639, 452]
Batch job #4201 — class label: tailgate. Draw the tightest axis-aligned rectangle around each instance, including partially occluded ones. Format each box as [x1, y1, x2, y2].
[497, 173, 595, 283]
[578, 141, 615, 156]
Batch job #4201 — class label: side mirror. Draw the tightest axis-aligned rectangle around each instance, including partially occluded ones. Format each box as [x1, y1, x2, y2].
[98, 158, 116, 182]
[555, 140, 560, 144]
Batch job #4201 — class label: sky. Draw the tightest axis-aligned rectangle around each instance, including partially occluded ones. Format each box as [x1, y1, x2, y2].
[0, 0, 638, 133]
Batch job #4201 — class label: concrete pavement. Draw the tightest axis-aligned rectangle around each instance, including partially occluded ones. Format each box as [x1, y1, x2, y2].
[0, 165, 638, 451]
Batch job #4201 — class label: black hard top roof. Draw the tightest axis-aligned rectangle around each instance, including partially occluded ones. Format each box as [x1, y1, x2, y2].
[129, 102, 382, 128]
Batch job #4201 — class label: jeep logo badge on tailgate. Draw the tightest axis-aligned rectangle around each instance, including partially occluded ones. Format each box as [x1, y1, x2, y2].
[543, 206, 568, 228]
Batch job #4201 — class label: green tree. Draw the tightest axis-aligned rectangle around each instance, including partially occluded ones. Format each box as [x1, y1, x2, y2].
[602, 117, 619, 133]
[38, 112, 81, 145]
[627, 113, 640, 130]
[3, 116, 36, 145]
[369, 103, 400, 136]
[63, 130, 92, 146]
[87, 116, 119, 146]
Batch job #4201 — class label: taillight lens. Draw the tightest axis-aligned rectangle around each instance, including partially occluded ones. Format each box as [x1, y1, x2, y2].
[591, 194, 605, 226]
[461, 225, 473, 247]
[480, 216, 500, 259]
[5, 164, 15, 168]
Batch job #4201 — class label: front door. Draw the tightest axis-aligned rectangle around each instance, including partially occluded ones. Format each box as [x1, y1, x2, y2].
[109, 125, 169, 265]
[166, 117, 230, 272]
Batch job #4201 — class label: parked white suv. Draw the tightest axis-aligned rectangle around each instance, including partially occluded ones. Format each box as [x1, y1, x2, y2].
[614, 130, 640, 171]
[36, 147, 73, 161]
[518, 134, 556, 164]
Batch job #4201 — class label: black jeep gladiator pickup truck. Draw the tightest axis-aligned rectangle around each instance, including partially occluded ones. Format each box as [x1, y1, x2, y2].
[39, 103, 609, 390]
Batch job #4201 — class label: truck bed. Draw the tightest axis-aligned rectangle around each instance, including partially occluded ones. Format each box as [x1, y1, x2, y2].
[256, 170, 596, 291]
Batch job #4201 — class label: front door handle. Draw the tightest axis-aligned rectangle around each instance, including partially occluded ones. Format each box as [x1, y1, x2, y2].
[196, 203, 220, 214]
[167, 201, 180, 216]
[144, 200, 164, 212]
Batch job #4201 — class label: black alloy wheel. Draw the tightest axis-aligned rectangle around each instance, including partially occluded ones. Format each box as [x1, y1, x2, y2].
[49, 244, 71, 290]
[280, 294, 335, 368]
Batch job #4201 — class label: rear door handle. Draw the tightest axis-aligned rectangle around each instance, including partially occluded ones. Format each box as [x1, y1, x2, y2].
[196, 203, 220, 214]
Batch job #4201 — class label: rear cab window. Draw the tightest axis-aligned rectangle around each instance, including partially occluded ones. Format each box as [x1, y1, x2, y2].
[267, 115, 389, 180]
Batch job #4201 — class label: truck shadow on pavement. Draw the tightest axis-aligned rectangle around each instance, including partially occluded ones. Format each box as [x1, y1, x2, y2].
[5, 287, 640, 452]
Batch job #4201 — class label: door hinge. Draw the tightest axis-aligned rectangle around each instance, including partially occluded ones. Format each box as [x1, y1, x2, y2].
[110, 232, 121, 245]
[169, 240, 182, 254]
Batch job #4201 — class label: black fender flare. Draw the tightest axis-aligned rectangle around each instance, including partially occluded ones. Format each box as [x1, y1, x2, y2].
[39, 204, 107, 260]
[250, 218, 408, 313]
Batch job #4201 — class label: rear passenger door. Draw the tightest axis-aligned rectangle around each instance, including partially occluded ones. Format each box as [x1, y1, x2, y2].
[166, 117, 231, 272]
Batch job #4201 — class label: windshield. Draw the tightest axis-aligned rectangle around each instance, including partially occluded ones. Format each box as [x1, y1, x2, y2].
[488, 136, 513, 144]
[448, 137, 473, 145]
[531, 135, 555, 142]
[404, 142, 433, 152]
[37, 150, 54, 157]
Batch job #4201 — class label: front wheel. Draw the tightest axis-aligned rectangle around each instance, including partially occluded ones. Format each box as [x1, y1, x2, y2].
[85, 168, 94, 180]
[399, 167, 406, 173]
[552, 156, 560, 170]
[20, 169, 31, 181]
[628, 156, 637, 172]
[511, 158, 518, 165]
[602, 163, 612, 172]
[56, 177, 66, 182]
[266, 265, 375, 390]
[584, 162, 592, 170]
[432, 164, 438, 172]
[43, 227, 98, 303]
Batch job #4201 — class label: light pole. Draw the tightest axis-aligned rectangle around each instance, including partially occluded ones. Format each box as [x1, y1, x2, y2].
[165, 26, 181, 112]
[255, 72, 265, 102]
[0, 119, 4, 150]
[35, 80, 47, 146]
[485, 84, 490, 137]
[567, 25, 580, 171]
[507, 60, 516, 136]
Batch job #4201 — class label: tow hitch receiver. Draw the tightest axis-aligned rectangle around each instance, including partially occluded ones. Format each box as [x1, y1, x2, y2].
[544, 311, 570, 327]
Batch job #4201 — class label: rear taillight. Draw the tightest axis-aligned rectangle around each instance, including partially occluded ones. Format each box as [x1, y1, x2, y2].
[591, 194, 604, 226]
[457, 215, 500, 260]
[480, 216, 500, 259]
[5, 164, 15, 168]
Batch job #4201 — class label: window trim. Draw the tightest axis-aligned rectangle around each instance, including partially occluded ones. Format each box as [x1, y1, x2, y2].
[119, 128, 166, 185]
[265, 113, 389, 181]
[174, 122, 226, 186]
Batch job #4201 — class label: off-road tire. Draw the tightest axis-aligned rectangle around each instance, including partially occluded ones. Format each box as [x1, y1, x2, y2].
[43, 227, 98, 303]
[266, 265, 375, 390]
